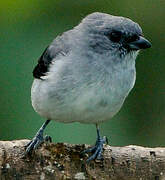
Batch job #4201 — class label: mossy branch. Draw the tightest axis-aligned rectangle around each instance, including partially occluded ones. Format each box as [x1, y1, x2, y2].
[0, 140, 165, 179]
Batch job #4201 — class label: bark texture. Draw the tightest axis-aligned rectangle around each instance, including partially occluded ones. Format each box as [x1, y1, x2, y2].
[0, 140, 165, 180]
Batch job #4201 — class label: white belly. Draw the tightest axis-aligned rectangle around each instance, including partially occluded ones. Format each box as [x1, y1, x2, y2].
[31, 65, 136, 124]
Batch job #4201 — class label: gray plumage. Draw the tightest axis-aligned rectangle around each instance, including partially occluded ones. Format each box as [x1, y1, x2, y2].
[27, 12, 151, 161]
[31, 12, 146, 124]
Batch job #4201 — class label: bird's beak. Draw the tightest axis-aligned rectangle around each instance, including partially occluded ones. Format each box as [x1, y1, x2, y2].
[128, 36, 151, 50]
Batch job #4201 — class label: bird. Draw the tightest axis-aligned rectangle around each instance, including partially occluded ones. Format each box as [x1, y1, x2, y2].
[25, 12, 151, 162]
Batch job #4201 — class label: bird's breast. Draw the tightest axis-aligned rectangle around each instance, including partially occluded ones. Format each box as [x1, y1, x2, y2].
[31, 55, 136, 124]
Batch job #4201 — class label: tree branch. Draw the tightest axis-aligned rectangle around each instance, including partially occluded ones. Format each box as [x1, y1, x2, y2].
[0, 140, 165, 179]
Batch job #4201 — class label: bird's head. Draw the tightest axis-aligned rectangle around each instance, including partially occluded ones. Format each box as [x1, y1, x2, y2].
[76, 12, 151, 59]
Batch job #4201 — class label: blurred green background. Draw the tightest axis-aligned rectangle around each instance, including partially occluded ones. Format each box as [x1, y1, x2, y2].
[0, 0, 164, 147]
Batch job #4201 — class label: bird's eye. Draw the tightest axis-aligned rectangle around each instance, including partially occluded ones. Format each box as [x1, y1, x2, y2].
[108, 31, 122, 42]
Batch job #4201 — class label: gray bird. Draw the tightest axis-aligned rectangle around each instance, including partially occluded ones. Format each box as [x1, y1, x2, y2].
[26, 12, 151, 162]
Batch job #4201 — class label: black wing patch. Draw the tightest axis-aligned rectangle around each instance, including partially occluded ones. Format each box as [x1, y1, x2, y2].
[33, 32, 70, 79]
[33, 46, 53, 79]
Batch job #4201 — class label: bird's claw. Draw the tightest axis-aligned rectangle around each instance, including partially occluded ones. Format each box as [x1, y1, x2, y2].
[82, 136, 107, 163]
[44, 135, 52, 143]
[25, 132, 52, 154]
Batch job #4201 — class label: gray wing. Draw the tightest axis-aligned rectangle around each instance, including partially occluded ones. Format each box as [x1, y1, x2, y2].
[33, 33, 70, 79]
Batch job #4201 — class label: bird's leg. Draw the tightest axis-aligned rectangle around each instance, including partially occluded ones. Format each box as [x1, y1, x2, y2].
[82, 124, 108, 162]
[25, 119, 51, 153]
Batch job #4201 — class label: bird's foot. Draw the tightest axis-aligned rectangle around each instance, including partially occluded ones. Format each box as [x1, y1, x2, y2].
[25, 119, 51, 154]
[25, 131, 52, 154]
[82, 136, 108, 163]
